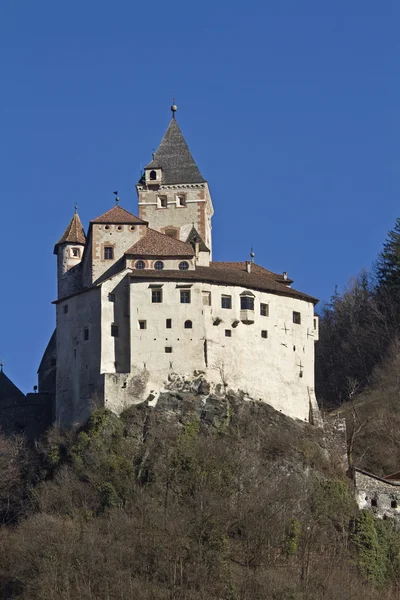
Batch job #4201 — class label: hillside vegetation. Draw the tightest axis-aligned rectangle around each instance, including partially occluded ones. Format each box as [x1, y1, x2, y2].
[0, 391, 398, 600]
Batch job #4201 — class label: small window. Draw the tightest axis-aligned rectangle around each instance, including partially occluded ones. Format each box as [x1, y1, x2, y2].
[371, 498, 378, 507]
[135, 260, 145, 270]
[152, 290, 163, 303]
[158, 195, 167, 208]
[391, 500, 398, 509]
[260, 303, 269, 317]
[108, 293, 116, 302]
[180, 290, 191, 304]
[313, 318, 317, 330]
[166, 318, 172, 328]
[150, 170, 157, 180]
[241, 296, 254, 310]
[165, 347, 172, 353]
[221, 295, 232, 309]
[111, 324, 119, 337]
[179, 261, 189, 270]
[184, 320, 193, 329]
[177, 195, 186, 207]
[63, 305, 68, 314]
[139, 320, 147, 330]
[293, 311, 301, 325]
[202, 291, 211, 305]
[154, 260, 164, 270]
[261, 330, 268, 339]
[225, 329, 232, 337]
[117, 225, 122, 231]
[72, 248, 80, 258]
[84, 327, 89, 341]
[104, 247, 114, 260]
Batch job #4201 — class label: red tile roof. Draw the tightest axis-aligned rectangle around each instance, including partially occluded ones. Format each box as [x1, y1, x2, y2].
[91, 205, 148, 225]
[129, 262, 318, 303]
[54, 213, 86, 252]
[211, 262, 293, 284]
[125, 228, 195, 257]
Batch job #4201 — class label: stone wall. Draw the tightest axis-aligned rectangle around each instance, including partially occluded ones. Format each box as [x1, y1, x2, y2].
[355, 469, 400, 520]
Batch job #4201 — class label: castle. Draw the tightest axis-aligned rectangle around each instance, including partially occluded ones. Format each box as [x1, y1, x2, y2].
[34, 105, 320, 428]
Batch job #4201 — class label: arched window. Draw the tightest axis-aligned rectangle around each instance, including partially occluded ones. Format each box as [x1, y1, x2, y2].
[135, 260, 145, 270]
[179, 261, 189, 270]
[154, 261, 164, 270]
[184, 320, 192, 329]
[149, 170, 157, 180]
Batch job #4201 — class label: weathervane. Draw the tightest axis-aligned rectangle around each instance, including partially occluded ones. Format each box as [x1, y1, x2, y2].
[113, 191, 119, 205]
[0, 359, 3, 373]
[171, 92, 177, 119]
[74, 203, 78, 214]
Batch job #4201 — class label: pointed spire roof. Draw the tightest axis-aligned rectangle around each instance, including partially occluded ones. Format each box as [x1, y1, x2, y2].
[144, 119, 206, 185]
[91, 205, 148, 225]
[54, 212, 86, 254]
[0, 370, 25, 405]
[186, 226, 209, 253]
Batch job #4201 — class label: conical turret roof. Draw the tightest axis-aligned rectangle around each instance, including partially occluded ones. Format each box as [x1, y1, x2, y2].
[144, 118, 205, 185]
[54, 212, 86, 254]
[0, 370, 25, 405]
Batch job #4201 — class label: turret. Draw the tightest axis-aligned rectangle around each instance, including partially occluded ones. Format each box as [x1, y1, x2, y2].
[53, 210, 86, 299]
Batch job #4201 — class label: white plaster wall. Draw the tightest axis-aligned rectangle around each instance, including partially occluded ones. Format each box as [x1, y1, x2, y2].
[100, 270, 131, 374]
[137, 184, 213, 254]
[105, 280, 318, 421]
[57, 244, 84, 299]
[91, 223, 147, 284]
[55, 288, 104, 428]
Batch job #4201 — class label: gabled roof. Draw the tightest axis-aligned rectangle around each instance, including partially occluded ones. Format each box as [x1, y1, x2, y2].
[54, 212, 86, 253]
[128, 261, 318, 304]
[91, 205, 148, 225]
[211, 262, 294, 284]
[125, 228, 195, 258]
[0, 370, 25, 405]
[186, 226, 209, 253]
[143, 118, 206, 185]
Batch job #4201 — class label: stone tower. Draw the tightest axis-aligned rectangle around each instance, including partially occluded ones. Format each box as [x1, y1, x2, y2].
[53, 211, 86, 298]
[136, 112, 214, 257]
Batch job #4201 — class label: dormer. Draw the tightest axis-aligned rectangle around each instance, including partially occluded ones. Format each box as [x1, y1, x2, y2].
[144, 167, 162, 186]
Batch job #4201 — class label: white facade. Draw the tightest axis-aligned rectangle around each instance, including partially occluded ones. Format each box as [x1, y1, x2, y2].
[45, 111, 320, 428]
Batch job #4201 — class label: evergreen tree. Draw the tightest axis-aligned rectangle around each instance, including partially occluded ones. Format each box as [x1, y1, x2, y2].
[376, 217, 400, 292]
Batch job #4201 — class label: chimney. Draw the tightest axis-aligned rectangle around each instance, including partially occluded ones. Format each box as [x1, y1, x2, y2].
[283, 271, 288, 281]
[246, 261, 251, 273]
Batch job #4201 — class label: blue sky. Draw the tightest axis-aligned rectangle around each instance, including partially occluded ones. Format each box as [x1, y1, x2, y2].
[1, 1, 399, 391]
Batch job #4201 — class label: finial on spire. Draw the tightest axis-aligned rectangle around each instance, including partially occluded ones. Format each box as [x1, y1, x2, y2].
[113, 191, 119, 205]
[171, 93, 177, 119]
[0, 359, 3, 373]
[74, 203, 78, 214]
[250, 246, 255, 263]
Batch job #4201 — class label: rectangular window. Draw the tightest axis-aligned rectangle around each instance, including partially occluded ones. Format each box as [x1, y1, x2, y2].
[293, 311, 301, 325]
[313, 318, 317, 330]
[108, 293, 116, 302]
[152, 290, 163, 303]
[63, 305, 68, 314]
[241, 296, 254, 310]
[180, 290, 191, 304]
[202, 291, 211, 306]
[111, 324, 119, 337]
[225, 329, 232, 337]
[72, 248, 80, 257]
[260, 303, 269, 317]
[165, 347, 172, 353]
[166, 318, 172, 328]
[158, 195, 168, 208]
[138, 320, 147, 330]
[177, 194, 186, 207]
[104, 247, 114, 260]
[221, 295, 232, 309]
[84, 327, 89, 341]
[261, 330, 268, 339]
